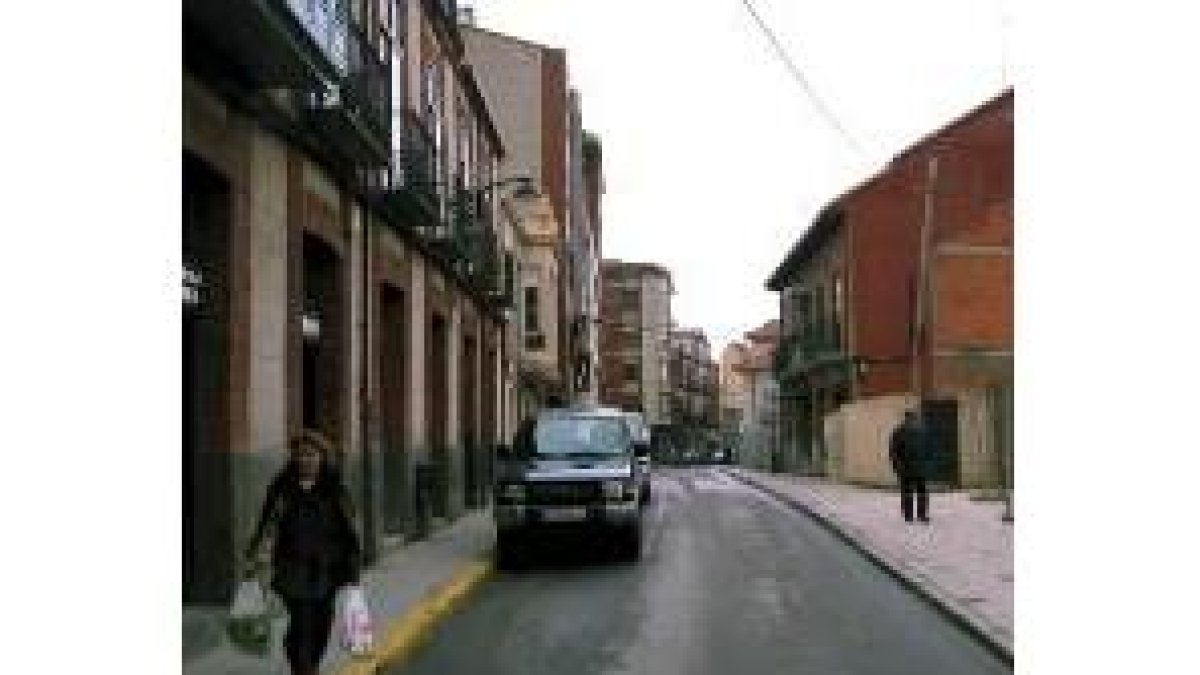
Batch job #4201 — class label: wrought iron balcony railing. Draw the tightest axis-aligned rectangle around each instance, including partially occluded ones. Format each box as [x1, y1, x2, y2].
[447, 182, 504, 300]
[302, 3, 392, 166]
[774, 326, 845, 380]
[369, 109, 439, 227]
[186, 0, 392, 166]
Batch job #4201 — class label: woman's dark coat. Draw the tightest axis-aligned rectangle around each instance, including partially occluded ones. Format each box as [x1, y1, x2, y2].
[247, 464, 362, 600]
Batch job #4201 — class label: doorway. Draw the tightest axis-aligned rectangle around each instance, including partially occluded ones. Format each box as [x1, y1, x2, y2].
[482, 340, 496, 503]
[379, 284, 409, 535]
[182, 151, 233, 603]
[301, 234, 344, 457]
[461, 333, 478, 508]
[922, 398, 961, 486]
[427, 311, 449, 517]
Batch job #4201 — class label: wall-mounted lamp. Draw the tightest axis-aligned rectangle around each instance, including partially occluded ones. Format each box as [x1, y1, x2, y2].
[183, 264, 205, 308]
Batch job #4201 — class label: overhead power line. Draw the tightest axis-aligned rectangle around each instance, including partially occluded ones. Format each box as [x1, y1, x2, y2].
[737, 0, 867, 158]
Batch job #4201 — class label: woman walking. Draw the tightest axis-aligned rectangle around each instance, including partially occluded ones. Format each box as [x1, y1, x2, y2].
[245, 430, 362, 675]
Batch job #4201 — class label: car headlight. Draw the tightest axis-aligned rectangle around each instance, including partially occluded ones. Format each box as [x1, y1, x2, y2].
[499, 483, 527, 503]
[602, 480, 635, 502]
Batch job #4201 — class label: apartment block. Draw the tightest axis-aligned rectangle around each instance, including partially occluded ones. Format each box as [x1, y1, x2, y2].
[183, 0, 516, 618]
[463, 23, 601, 411]
[767, 89, 1013, 487]
[598, 261, 674, 434]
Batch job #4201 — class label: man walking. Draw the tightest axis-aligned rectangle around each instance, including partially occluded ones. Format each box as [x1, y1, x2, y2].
[889, 409, 930, 523]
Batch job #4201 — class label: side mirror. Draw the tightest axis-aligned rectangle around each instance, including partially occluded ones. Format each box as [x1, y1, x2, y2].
[634, 443, 650, 459]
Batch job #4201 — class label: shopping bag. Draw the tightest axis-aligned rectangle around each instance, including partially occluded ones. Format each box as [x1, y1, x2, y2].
[226, 579, 273, 655]
[338, 585, 374, 657]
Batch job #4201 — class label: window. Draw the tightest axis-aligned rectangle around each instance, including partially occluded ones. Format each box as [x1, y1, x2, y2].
[524, 286, 540, 334]
[422, 63, 444, 182]
[831, 274, 845, 349]
[795, 290, 812, 339]
[528, 417, 631, 457]
[623, 362, 640, 382]
[458, 96, 473, 188]
[815, 286, 829, 346]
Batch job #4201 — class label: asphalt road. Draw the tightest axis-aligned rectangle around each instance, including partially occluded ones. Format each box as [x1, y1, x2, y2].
[389, 467, 1011, 675]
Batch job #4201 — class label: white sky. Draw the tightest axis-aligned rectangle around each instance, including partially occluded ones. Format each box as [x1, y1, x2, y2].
[473, 0, 1010, 353]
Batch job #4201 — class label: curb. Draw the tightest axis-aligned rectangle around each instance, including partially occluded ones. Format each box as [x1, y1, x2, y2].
[336, 559, 494, 675]
[723, 469, 1014, 667]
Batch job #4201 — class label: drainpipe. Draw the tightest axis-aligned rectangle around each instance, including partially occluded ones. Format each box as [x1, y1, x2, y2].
[912, 156, 938, 404]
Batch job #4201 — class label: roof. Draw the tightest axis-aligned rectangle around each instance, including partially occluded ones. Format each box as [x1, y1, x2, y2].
[461, 24, 564, 55]
[744, 320, 780, 343]
[602, 259, 671, 275]
[601, 260, 674, 289]
[765, 207, 844, 291]
[731, 340, 776, 373]
[765, 87, 1014, 292]
[725, 321, 778, 373]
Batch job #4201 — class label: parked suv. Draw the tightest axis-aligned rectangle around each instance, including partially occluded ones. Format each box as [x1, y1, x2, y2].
[494, 407, 648, 565]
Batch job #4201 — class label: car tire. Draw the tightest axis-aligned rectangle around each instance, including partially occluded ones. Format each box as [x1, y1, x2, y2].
[618, 523, 642, 562]
[496, 532, 523, 570]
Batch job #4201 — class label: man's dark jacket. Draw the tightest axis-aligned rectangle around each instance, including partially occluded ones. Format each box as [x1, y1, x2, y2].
[889, 421, 928, 479]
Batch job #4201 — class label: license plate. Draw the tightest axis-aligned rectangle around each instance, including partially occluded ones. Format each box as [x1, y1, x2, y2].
[540, 507, 587, 523]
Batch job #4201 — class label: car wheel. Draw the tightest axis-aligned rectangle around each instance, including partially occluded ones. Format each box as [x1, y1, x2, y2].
[618, 523, 642, 562]
[496, 533, 523, 570]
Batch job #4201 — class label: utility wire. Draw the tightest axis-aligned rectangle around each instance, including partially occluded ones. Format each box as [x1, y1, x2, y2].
[737, 0, 867, 158]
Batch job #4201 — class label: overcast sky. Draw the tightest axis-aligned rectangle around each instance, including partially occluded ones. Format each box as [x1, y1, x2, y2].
[473, 0, 1010, 353]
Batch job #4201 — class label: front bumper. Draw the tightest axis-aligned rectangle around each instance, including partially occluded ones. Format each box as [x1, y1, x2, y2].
[494, 502, 640, 532]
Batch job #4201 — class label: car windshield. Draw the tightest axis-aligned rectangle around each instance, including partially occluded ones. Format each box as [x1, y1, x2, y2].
[530, 416, 631, 457]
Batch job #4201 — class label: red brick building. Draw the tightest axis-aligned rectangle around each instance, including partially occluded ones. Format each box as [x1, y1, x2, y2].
[768, 89, 1013, 485]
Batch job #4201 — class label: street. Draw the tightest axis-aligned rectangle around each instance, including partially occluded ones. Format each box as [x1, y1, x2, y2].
[389, 467, 1010, 675]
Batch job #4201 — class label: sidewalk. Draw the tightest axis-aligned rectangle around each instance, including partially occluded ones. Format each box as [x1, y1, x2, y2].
[183, 509, 496, 675]
[725, 468, 1013, 663]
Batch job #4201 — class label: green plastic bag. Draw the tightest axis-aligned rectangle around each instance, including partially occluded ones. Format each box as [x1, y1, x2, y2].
[226, 579, 273, 655]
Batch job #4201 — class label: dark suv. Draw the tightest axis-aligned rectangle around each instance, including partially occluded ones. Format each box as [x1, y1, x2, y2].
[494, 407, 649, 564]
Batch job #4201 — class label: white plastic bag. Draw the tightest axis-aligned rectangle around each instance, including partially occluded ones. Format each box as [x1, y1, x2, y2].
[227, 579, 272, 654]
[339, 585, 374, 657]
[230, 579, 268, 619]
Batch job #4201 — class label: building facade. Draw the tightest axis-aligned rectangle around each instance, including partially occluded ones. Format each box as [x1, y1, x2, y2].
[718, 341, 751, 452]
[663, 328, 719, 458]
[463, 24, 595, 414]
[581, 132, 605, 404]
[183, 0, 514, 609]
[768, 89, 1013, 487]
[727, 321, 781, 471]
[598, 261, 674, 440]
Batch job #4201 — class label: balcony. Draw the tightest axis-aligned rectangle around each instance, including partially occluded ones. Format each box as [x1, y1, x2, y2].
[185, 0, 347, 89]
[448, 184, 506, 304]
[301, 12, 392, 167]
[370, 109, 440, 227]
[774, 326, 848, 382]
[186, 0, 391, 168]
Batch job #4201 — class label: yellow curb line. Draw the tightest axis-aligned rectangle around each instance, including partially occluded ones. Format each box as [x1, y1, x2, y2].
[336, 559, 494, 675]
